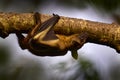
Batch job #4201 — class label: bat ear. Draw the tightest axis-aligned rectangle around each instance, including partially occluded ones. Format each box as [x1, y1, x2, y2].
[33, 14, 60, 41]
[43, 14, 60, 40]
[36, 14, 60, 33]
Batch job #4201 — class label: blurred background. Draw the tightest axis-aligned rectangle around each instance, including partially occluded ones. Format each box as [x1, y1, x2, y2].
[0, 0, 120, 80]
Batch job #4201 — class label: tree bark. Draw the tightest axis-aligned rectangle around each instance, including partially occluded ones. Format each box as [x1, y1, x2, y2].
[0, 12, 120, 53]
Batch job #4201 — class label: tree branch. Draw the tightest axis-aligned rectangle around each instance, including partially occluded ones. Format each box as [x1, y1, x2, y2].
[0, 12, 120, 53]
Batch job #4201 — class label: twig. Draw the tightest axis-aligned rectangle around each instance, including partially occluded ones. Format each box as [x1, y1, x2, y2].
[0, 12, 120, 53]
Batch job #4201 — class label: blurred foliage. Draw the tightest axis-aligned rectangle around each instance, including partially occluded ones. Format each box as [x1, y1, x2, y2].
[0, 45, 10, 65]
[0, 0, 120, 13]
[109, 63, 120, 80]
[49, 57, 100, 80]
[78, 58, 100, 80]
[58, 0, 120, 13]
[58, 0, 120, 24]
[0, 55, 45, 80]
[58, 0, 87, 9]
[87, 0, 120, 12]
[0, 0, 42, 12]
[0, 44, 11, 80]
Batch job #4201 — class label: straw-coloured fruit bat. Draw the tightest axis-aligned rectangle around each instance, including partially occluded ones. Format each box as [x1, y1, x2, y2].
[16, 12, 88, 59]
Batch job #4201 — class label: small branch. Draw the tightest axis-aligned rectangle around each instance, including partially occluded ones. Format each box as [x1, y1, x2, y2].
[0, 12, 120, 53]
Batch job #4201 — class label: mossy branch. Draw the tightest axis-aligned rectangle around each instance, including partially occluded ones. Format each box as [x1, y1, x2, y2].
[0, 12, 120, 53]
